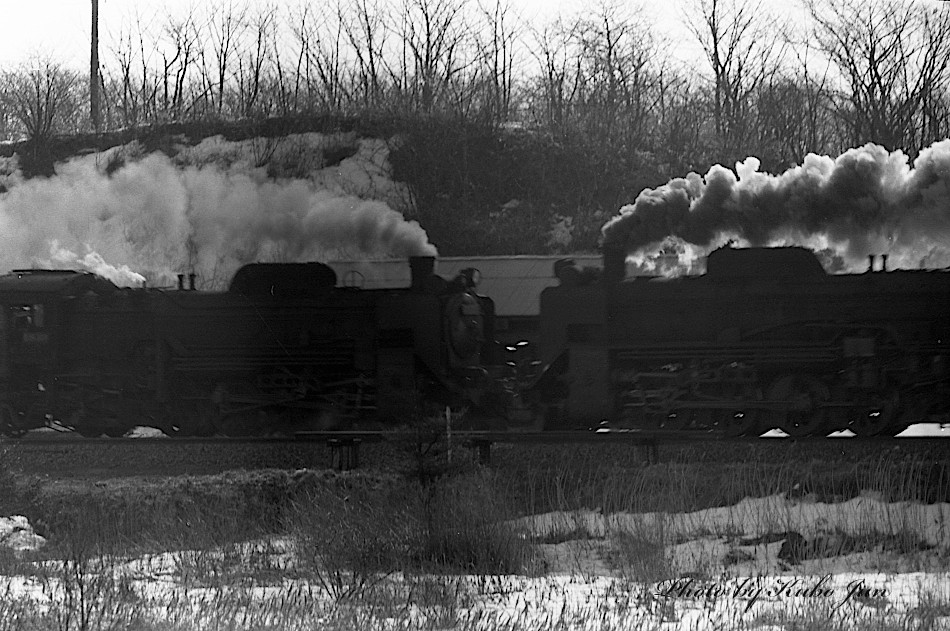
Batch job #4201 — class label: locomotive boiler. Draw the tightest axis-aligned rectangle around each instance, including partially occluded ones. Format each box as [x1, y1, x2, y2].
[532, 246, 950, 436]
[0, 257, 495, 437]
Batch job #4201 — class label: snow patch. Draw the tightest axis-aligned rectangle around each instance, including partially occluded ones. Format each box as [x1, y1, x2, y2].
[0, 516, 45, 553]
[125, 426, 167, 438]
[515, 495, 950, 549]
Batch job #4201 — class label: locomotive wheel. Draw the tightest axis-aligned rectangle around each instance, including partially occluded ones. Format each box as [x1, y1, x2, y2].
[717, 409, 761, 437]
[168, 400, 215, 437]
[657, 409, 689, 431]
[651, 408, 711, 431]
[215, 410, 268, 437]
[769, 374, 831, 437]
[64, 402, 107, 437]
[849, 392, 900, 437]
[0, 404, 26, 438]
[76, 426, 105, 438]
[212, 383, 270, 437]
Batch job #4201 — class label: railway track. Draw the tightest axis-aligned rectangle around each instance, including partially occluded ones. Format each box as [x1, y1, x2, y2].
[3, 428, 947, 474]
[5, 428, 949, 446]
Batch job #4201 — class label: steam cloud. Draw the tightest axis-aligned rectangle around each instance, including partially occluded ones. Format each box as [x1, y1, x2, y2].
[602, 141, 950, 273]
[0, 152, 436, 288]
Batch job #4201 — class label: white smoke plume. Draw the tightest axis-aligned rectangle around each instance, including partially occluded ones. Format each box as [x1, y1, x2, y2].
[0, 152, 436, 288]
[48, 241, 147, 287]
[602, 141, 950, 273]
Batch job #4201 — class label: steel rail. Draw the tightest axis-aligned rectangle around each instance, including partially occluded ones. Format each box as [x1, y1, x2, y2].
[2, 429, 948, 445]
[4, 429, 947, 473]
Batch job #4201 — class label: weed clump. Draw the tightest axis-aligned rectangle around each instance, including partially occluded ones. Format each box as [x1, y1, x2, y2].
[286, 468, 535, 601]
[418, 470, 534, 575]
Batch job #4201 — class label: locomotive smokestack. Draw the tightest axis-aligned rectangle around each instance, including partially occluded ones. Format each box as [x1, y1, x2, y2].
[602, 244, 627, 284]
[409, 256, 435, 290]
[882, 254, 888, 272]
[177, 274, 185, 290]
[868, 255, 875, 272]
[188, 273, 196, 290]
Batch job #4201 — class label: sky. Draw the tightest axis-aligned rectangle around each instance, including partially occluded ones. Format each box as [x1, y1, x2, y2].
[0, 1, 600, 66]
[0, 0, 793, 70]
[5, 1, 949, 77]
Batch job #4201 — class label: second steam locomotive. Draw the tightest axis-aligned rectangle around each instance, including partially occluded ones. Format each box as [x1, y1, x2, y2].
[531, 246, 950, 437]
[0, 257, 495, 437]
[0, 246, 947, 437]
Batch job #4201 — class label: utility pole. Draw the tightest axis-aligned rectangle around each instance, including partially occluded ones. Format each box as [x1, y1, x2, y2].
[90, 0, 101, 132]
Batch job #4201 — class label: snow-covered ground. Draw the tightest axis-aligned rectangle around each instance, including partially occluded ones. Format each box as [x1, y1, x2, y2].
[0, 515, 45, 554]
[763, 423, 950, 438]
[1, 489, 948, 630]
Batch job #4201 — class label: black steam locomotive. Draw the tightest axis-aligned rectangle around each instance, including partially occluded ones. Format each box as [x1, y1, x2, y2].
[0, 247, 947, 438]
[0, 257, 495, 437]
[530, 246, 950, 436]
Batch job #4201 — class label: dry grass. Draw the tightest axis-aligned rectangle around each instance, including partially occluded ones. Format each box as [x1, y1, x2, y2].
[0, 439, 946, 629]
[491, 442, 950, 516]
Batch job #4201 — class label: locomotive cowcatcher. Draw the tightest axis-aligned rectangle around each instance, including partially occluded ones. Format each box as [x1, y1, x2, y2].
[0, 256, 496, 437]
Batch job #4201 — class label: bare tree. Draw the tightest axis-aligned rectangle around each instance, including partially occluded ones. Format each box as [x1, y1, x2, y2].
[572, 1, 661, 143]
[105, 10, 163, 127]
[0, 96, 15, 142]
[652, 70, 707, 173]
[524, 2, 665, 153]
[754, 37, 841, 167]
[203, 0, 248, 116]
[526, 18, 577, 130]
[235, 4, 278, 117]
[289, 2, 349, 113]
[158, 13, 203, 119]
[268, 7, 296, 116]
[394, 0, 470, 114]
[473, 0, 519, 123]
[107, 28, 141, 126]
[2, 58, 82, 142]
[686, 0, 786, 159]
[340, 0, 390, 110]
[806, 0, 950, 151]
[91, 0, 101, 132]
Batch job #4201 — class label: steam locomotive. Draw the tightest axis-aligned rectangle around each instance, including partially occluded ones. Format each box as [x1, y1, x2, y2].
[530, 246, 950, 436]
[0, 246, 947, 438]
[0, 257, 496, 437]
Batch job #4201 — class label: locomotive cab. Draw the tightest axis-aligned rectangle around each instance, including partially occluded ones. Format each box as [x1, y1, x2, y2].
[0, 270, 118, 434]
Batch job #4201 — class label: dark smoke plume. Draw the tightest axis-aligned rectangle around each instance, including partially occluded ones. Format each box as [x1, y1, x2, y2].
[602, 141, 950, 273]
